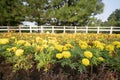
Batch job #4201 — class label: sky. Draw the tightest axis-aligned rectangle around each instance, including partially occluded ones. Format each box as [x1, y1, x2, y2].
[96, 0, 120, 22]
[22, 21, 37, 26]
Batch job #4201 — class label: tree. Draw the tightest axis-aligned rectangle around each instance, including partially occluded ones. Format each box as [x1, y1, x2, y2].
[0, 0, 27, 26]
[0, 0, 104, 26]
[107, 9, 120, 26]
[23, 0, 49, 25]
[47, 0, 104, 26]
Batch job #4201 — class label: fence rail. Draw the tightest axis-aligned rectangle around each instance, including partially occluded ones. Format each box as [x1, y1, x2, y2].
[0, 26, 120, 34]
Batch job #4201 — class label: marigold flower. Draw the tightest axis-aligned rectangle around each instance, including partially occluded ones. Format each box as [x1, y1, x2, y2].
[17, 40, 25, 45]
[82, 58, 90, 66]
[97, 45, 104, 50]
[43, 44, 48, 48]
[0, 38, 9, 44]
[24, 42, 31, 46]
[15, 49, 24, 57]
[79, 41, 88, 49]
[56, 53, 63, 59]
[80, 45, 88, 49]
[112, 41, 120, 49]
[42, 40, 48, 45]
[93, 41, 101, 47]
[98, 57, 104, 61]
[116, 45, 120, 48]
[106, 44, 114, 52]
[55, 44, 63, 52]
[63, 43, 73, 50]
[65, 44, 73, 48]
[112, 41, 120, 46]
[48, 40, 58, 45]
[36, 37, 42, 43]
[93, 41, 105, 50]
[84, 51, 93, 58]
[62, 51, 71, 58]
[12, 47, 17, 52]
[63, 46, 68, 50]
[36, 45, 44, 52]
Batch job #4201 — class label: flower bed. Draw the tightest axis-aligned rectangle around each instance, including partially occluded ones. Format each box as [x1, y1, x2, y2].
[0, 33, 120, 80]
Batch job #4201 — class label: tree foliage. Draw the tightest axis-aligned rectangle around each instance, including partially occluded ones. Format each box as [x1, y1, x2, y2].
[0, 0, 104, 26]
[107, 9, 120, 26]
[47, 0, 104, 26]
[0, 0, 27, 26]
[24, 0, 48, 25]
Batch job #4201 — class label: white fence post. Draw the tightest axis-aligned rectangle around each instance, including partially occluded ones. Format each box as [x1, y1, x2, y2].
[52, 26, 54, 33]
[74, 26, 77, 33]
[86, 26, 88, 34]
[41, 26, 43, 33]
[63, 26, 66, 33]
[110, 26, 113, 34]
[30, 26, 32, 33]
[97, 26, 100, 34]
[19, 26, 21, 34]
[7, 26, 10, 33]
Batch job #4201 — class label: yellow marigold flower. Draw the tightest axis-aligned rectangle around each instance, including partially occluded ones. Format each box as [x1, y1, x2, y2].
[106, 45, 114, 52]
[42, 40, 47, 45]
[112, 41, 120, 49]
[15, 49, 24, 57]
[63, 46, 68, 50]
[79, 41, 88, 46]
[12, 47, 17, 52]
[82, 58, 90, 66]
[36, 45, 44, 52]
[0, 38, 9, 44]
[84, 51, 93, 58]
[79, 41, 88, 49]
[31, 39, 35, 43]
[62, 51, 71, 58]
[65, 43, 74, 48]
[97, 44, 105, 50]
[63, 43, 73, 50]
[55, 44, 63, 52]
[93, 41, 105, 50]
[36, 37, 42, 43]
[56, 53, 63, 59]
[98, 57, 104, 61]
[43, 44, 48, 48]
[17, 40, 25, 45]
[80, 45, 88, 49]
[116, 45, 120, 48]
[93, 41, 101, 47]
[112, 41, 120, 46]
[24, 42, 31, 46]
[48, 40, 58, 45]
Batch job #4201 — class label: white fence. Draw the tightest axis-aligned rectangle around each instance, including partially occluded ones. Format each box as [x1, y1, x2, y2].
[0, 26, 120, 34]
